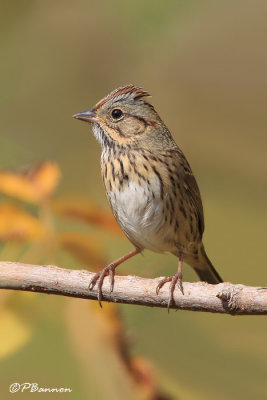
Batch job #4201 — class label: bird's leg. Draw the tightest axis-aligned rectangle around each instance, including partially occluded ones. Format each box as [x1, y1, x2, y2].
[89, 248, 141, 307]
[156, 251, 184, 312]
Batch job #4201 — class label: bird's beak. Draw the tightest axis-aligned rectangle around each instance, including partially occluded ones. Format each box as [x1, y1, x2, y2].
[73, 108, 98, 123]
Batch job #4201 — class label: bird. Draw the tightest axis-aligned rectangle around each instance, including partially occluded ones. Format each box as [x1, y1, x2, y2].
[73, 84, 223, 310]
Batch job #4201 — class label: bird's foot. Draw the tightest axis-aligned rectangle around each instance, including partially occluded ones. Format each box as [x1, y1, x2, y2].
[88, 248, 141, 308]
[156, 271, 184, 312]
[88, 263, 116, 307]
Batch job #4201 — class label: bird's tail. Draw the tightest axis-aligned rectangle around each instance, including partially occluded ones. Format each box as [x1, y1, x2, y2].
[193, 246, 223, 284]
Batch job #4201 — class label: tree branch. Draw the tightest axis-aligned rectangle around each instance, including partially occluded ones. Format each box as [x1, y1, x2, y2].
[0, 261, 266, 315]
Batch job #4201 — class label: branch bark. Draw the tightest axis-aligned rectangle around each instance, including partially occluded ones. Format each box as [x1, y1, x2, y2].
[0, 261, 266, 315]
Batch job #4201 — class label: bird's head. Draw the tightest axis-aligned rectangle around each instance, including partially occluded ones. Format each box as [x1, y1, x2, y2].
[73, 85, 165, 149]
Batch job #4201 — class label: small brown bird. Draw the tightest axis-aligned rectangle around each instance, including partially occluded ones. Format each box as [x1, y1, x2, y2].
[73, 85, 222, 309]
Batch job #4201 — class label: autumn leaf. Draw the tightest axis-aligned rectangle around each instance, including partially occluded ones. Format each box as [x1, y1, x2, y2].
[0, 171, 37, 203]
[0, 203, 45, 242]
[27, 161, 61, 200]
[53, 199, 123, 235]
[0, 161, 60, 203]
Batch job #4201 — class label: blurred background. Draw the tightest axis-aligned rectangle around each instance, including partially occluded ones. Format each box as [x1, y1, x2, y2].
[0, 0, 266, 399]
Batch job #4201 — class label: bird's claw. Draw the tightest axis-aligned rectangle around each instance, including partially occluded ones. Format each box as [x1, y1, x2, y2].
[88, 264, 116, 307]
[88, 272, 101, 291]
[156, 274, 184, 312]
[156, 276, 172, 295]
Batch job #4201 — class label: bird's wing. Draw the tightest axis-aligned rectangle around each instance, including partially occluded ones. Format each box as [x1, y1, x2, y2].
[170, 149, 205, 237]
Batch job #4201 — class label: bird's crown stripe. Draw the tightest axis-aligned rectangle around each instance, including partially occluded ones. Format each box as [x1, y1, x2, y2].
[94, 84, 150, 109]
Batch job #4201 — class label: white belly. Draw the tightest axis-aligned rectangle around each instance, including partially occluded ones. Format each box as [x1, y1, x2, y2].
[108, 179, 172, 252]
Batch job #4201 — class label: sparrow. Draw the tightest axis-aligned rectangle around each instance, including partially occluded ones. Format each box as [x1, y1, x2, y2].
[73, 85, 222, 309]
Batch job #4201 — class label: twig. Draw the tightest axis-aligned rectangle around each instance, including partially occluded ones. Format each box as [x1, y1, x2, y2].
[0, 261, 266, 315]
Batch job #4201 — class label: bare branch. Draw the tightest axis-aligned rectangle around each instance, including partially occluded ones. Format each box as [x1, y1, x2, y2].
[0, 261, 266, 315]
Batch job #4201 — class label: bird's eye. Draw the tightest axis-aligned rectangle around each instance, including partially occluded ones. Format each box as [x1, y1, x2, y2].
[111, 109, 123, 120]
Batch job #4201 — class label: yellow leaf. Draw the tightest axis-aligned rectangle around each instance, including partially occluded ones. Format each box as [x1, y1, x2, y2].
[53, 199, 123, 235]
[0, 161, 60, 203]
[0, 308, 32, 360]
[28, 161, 61, 200]
[0, 171, 37, 202]
[0, 203, 45, 242]
[59, 232, 105, 268]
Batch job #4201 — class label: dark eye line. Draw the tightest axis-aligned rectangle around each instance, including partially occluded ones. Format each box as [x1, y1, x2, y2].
[133, 115, 148, 127]
[110, 110, 156, 129]
[122, 113, 147, 123]
[125, 114, 153, 128]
